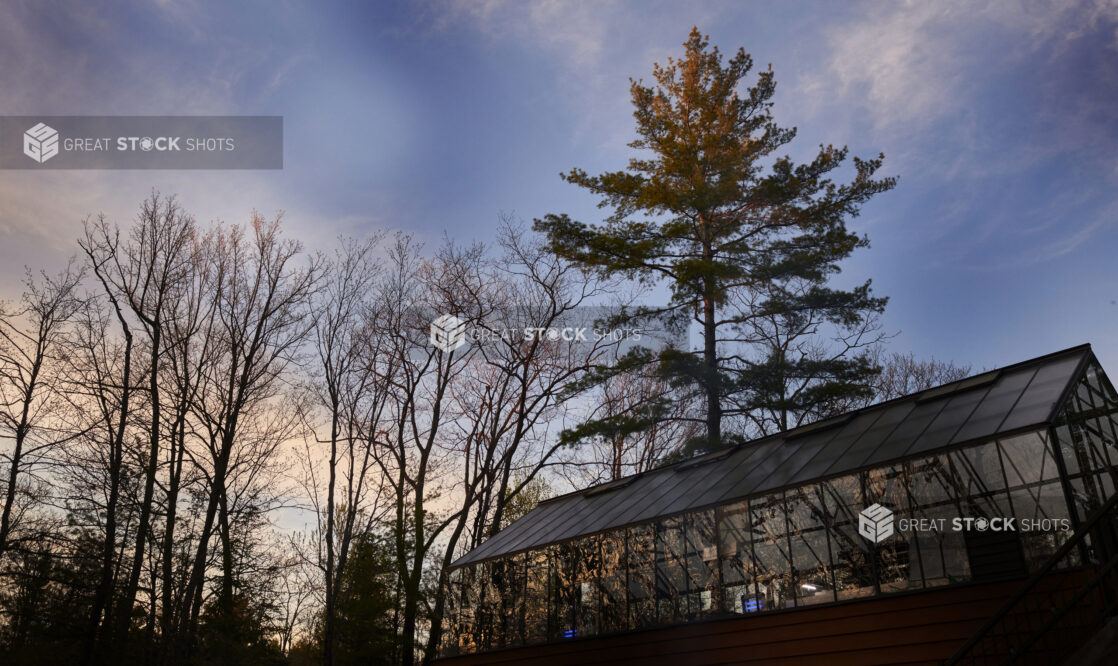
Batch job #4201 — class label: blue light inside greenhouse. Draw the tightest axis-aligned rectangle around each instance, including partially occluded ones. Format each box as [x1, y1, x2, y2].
[563, 628, 577, 639]
[744, 598, 762, 612]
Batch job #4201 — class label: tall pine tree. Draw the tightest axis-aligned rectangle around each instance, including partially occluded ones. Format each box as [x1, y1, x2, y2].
[535, 28, 896, 454]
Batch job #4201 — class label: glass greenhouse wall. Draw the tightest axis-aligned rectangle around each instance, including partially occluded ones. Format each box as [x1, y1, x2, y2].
[438, 359, 1118, 658]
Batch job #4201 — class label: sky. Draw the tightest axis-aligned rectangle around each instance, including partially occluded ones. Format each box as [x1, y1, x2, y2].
[1, 0, 1117, 374]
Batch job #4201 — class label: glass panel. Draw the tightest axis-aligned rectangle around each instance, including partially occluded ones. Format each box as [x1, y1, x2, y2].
[718, 500, 759, 614]
[821, 473, 875, 600]
[459, 564, 479, 654]
[507, 555, 528, 647]
[866, 465, 919, 594]
[751, 492, 794, 610]
[684, 509, 719, 618]
[1009, 481, 1076, 570]
[1070, 473, 1109, 518]
[950, 441, 1006, 495]
[1069, 473, 1111, 567]
[1054, 360, 1118, 480]
[999, 430, 1059, 487]
[656, 515, 688, 623]
[600, 531, 627, 634]
[1098, 469, 1117, 503]
[951, 443, 1025, 582]
[948, 442, 1013, 520]
[626, 524, 656, 630]
[908, 454, 955, 507]
[549, 544, 574, 641]
[914, 502, 972, 587]
[549, 537, 599, 641]
[475, 560, 502, 650]
[1063, 421, 1113, 478]
[440, 568, 462, 657]
[577, 538, 600, 638]
[524, 549, 549, 645]
[786, 484, 836, 606]
[1080, 415, 1118, 475]
[908, 455, 971, 587]
[1053, 424, 1078, 475]
[1086, 363, 1118, 401]
[1001, 355, 1083, 432]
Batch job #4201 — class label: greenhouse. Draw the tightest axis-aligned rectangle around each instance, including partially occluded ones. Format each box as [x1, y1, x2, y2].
[436, 344, 1118, 663]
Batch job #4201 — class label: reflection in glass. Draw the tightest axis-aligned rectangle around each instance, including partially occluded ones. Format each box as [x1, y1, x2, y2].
[786, 485, 836, 606]
[1010, 481, 1076, 570]
[751, 492, 793, 610]
[821, 474, 874, 600]
[475, 560, 502, 650]
[524, 549, 550, 645]
[495, 555, 525, 647]
[627, 525, 656, 629]
[951, 441, 1006, 495]
[550, 544, 575, 641]
[550, 538, 601, 641]
[718, 501, 757, 614]
[600, 531, 627, 634]
[681, 510, 719, 617]
[1055, 361, 1118, 481]
[441, 567, 461, 656]
[999, 431, 1058, 487]
[656, 516, 687, 623]
[866, 465, 917, 594]
[458, 564, 478, 654]
[580, 537, 601, 638]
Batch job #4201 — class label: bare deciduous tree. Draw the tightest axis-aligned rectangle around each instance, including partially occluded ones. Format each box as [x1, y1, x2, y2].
[79, 193, 200, 657]
[0, 264, 82, 560]
[298, 234, 394, 666]
[179, 214, 320, 653]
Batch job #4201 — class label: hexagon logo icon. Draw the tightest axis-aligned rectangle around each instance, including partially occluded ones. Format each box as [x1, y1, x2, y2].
[858, 503, 894, 543]
[430, 313, 467, 353]
[24, 123, 59, 163]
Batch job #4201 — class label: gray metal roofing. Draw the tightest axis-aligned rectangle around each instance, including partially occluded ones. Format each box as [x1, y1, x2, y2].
[450, 344, 1092, 568]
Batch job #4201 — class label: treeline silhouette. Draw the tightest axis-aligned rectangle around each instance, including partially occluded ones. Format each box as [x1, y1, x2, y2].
[0, 194, 626, 665]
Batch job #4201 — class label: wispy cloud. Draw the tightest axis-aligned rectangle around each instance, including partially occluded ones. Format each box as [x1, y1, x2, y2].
[427, 0, 613, 69]
[800, 0, 1118, 134]
[419, 0, 730, 154]
[791, 0, 1118, 271]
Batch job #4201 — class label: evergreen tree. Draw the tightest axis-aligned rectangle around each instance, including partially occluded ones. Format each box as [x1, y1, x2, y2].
[332, 534, 397, 665]
[535, 28, 896, 453]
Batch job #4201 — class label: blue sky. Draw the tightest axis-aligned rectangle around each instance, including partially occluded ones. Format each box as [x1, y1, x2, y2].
[1, 0, 1117, 373]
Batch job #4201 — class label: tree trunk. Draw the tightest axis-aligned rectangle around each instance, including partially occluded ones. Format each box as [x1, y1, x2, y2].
[218, 473, 235, 615]
[178, 448, 224, 644]
[324, 405, 339, 666]
[116, 328, 162, 648]
[158, 412, 187, 664]
[701, 226, 722, 447]
[83, 324, 133, 666]
[702, 294, 722, 446]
